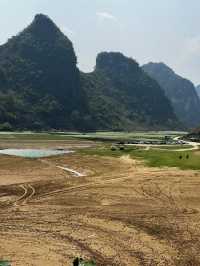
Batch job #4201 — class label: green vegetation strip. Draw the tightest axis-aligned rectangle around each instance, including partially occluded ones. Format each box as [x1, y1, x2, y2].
[152, 145, 193, 150]
[80, 146, 200, 170]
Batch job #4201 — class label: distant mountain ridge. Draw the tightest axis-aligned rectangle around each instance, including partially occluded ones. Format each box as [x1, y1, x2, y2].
[0, 14, 181, 131]
[196, 85, 200, 99]
[82, 52, 179, 130]
[142, 62, 200, 128]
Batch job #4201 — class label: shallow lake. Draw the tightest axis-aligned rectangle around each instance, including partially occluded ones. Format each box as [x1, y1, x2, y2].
[0, 149, 73, 158]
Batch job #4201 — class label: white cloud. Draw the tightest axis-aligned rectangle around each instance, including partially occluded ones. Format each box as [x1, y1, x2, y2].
[96, 12, 117, 22]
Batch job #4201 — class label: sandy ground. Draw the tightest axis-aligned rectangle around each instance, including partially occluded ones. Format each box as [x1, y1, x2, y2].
[0, 140, 200, 265]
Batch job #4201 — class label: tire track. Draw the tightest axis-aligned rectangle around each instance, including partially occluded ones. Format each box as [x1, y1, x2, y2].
[23, 184, 35, 204]
[35, 173, 134, 201]
[13, 185, 28, 206]
[54, 233, 122, 266]
[13, 184, 35, 206]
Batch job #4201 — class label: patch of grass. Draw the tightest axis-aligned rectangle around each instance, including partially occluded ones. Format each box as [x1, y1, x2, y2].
[0, 261, 11, 266]
[80, 146, 200, 170]
[79, 145, 142, 157]
[152, 145, 192, 150]
[133, 149, 199, 170]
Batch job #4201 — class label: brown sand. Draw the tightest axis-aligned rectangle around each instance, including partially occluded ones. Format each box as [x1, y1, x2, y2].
[0, 140, 200, 265]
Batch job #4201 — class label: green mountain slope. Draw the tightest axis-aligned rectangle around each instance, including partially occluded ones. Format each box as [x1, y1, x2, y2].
[0, 14, 87, 130]
[0, 14, 180, 131]
[143, 62, 200, 128]
[82, 52, 180, 130]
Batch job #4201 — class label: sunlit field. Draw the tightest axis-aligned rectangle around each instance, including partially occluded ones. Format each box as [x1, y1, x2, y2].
[0, 131, 200, 265]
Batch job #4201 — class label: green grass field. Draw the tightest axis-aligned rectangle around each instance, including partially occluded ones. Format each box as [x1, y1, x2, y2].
[133, 149, 199, 170]
[151, 145, 192, 150]
[80, 146, 200, 170]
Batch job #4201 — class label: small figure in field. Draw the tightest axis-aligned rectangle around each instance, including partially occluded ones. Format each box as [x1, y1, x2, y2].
[179, 155, 182, 159]
[73, 257, 81, 266]
[111, 145, 117, 151]
[73, 257, 95, 265]
[186, 154, 189, 159]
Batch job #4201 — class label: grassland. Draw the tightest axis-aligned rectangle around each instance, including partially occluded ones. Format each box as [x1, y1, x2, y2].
[151, 145, 193, 150]
[80, 145, 200, 170]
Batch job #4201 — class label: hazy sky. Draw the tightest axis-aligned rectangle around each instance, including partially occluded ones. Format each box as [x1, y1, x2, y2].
[0, 0, 200, 84]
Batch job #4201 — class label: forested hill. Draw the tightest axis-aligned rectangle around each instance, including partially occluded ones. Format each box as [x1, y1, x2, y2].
[0, 14, 180, 131]
[143, 62, 200, 128]
[0, 14, 87, 130]
[82, 52, 180, 130]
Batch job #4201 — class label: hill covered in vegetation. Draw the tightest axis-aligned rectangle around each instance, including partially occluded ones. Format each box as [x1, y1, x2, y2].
[143, 62, 200, 128]
[82, 52, 180, 130]
[0, 14, 87, 131]
[0, 14, 180, 131]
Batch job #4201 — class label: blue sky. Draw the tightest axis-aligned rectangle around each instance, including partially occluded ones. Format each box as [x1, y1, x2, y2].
[0, 0, 200, 84]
